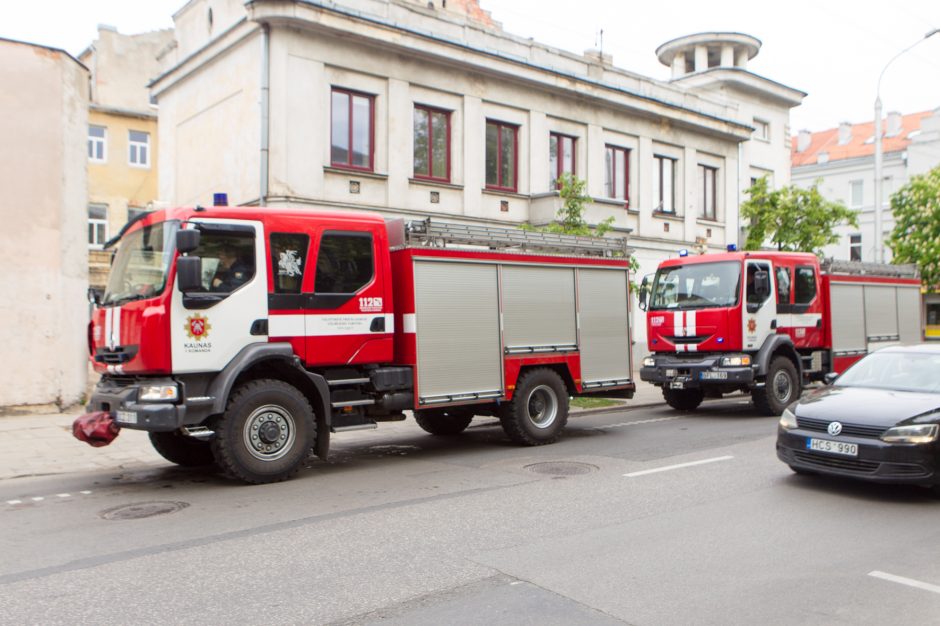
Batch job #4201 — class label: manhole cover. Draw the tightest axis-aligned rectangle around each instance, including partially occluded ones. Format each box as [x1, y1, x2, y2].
[100, 501, 189, 521]
[524, 461, 598, 476]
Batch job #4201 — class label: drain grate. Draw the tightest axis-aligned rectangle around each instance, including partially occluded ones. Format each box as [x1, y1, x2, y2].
[524, 461, 598, 476]
[100, 501, 189, 521]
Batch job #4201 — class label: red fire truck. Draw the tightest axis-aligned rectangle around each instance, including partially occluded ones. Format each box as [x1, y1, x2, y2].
[639, 250, 921, 415]
[83, 207, 635, 483]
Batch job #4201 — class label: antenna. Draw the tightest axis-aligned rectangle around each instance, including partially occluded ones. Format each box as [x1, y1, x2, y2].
[598, 29, 604, 55]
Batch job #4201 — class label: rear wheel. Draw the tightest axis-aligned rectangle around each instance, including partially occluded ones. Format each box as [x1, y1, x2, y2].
[414, 408, 474, 436]
[211, 379, 315, 484]
[500, 368, 569, 446]
[662, 388, 704, 411]
[753, 356, 799, 416]
[149, 431, 214, 467]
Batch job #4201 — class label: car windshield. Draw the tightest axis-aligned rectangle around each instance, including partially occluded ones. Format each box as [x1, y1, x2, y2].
[836, 351, 940, 394]
[102, 220, 179, 306]
[649, 261, 741, 310]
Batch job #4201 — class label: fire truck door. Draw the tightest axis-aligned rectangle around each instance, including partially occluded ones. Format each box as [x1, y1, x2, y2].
[742, 260, 776, 350]
[303, 229, 392, 366]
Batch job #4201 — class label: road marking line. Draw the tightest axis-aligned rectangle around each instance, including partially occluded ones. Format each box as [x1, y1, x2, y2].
[869, 571, 940, 595]
[80, 490, 92, 495]
[624, 455, 734, 478]
[596, 416, 681, 430]
[56, 493, 71, 498]
[6, 500, 22, 505]
[31, 497, 44, 502]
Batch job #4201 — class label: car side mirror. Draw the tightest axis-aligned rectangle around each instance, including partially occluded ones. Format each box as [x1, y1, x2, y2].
[176, 256, 203, 292]
[824, 372, 839, 385]
[176, 228, 201, 254]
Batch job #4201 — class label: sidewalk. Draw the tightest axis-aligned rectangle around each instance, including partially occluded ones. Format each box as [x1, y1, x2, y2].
[0, 380, 665, 481]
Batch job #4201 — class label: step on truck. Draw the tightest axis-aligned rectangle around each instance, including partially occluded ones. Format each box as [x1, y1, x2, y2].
[638, 250, 921, 415]
[82, 207, 635, 483]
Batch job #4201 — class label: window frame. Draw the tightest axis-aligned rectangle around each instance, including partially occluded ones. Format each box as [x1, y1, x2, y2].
[88, 125, 107, 163]
[850, 179, 864, 208]
[270, 232, 310, 295]
[654, 154, 677, 214]
[128, 130, 150, 168]
[330, 87, 376, 172]
[849, 234, 862, 262]
[604, 144, 630, 205]
[485, 119, 519, 193]
[549, 132, 576, 190]
[314, 230, 375, 296]
[413, 104, 451, 183]
[794, 265, 818, 305]
[698, 164, 718, 220]
[753, 118, 770, 142]
[88, 203, 109, 249]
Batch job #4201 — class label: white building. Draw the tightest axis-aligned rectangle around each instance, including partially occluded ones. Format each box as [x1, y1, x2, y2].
[152, 1, 804, 348]
[791, 108, 940, 263]
[0, 38, 89, 407]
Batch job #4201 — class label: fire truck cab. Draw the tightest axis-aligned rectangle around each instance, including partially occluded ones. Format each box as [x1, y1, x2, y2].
[639, 251, 921, 415]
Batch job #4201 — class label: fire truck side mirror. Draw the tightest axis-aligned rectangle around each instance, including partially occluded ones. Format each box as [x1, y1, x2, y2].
[638, 275, 651, 311]
[176, 228, 201, 254]
[754, 270, 770, 299]
[177, 256, 203, 292]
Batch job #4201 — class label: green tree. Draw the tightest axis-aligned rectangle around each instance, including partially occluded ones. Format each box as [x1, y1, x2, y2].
[888, 165, 940, 287]
[742, 176, 858, 254]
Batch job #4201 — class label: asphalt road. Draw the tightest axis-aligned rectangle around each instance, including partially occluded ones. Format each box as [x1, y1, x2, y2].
[1, 399, 938, 624]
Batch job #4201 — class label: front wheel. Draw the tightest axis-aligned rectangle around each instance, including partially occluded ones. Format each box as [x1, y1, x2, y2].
[662, 388, 704, 411]
[149, 431, 214, 467]
[499, 368, 569, 446]
[211, 380, 315, 484]
[752, 356, 800, 416]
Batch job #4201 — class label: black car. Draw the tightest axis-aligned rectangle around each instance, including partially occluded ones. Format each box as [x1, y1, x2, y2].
[776, 344, 940, 494]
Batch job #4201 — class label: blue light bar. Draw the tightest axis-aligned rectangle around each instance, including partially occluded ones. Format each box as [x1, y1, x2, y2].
[678, 249, 689, 257]
[727, 243, 737, 252]
[213, 192, 228, 206]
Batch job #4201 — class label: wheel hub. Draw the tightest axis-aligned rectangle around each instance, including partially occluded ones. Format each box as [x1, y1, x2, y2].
[258, 420, 281, 444]
[526, 385, 558, 429]
[244, 405, 296, 461]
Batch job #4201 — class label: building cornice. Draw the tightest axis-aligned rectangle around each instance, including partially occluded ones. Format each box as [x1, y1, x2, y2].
[672, 67, 806, 107]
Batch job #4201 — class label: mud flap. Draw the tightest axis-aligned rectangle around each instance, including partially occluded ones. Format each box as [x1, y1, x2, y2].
[72, 411, 121, 447]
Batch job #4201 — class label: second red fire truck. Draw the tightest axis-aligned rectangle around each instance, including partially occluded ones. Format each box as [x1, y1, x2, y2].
[83, 207, 635, 483]
[639, 249, 921, 415]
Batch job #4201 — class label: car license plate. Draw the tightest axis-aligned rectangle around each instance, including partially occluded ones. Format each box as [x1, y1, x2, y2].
[669, 380, 685, 389]
[700, 371, 728, 380]
[807, 438, 857, 457]
[116, 410, 138, 425]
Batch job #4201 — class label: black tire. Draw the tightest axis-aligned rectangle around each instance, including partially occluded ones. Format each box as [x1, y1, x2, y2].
[499, 368, 569, 446]
[753, 356, 800, 416]
[211, 379, 315, 484]
[662, 388, 704, 411]
[148, 431, 215, 467]
[414, 408, 474, 436]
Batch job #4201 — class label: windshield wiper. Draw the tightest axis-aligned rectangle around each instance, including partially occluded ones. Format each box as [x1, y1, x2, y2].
[102, 212, 150, 250]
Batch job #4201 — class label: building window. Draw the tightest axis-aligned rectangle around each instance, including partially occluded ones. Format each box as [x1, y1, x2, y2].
[88, 125, 106, 162]
[850, 234, 862, 262]
[654, 155, 676, 214]
[850, 180, 863, 207]
[88, 204, 108, 248]
[753, 119, 770, 141]
[128, 130, 150, 167]
[413, 105, 450, 182]
[485, 120, 517, 192]
[549, 132, 575, 189]
[331, 88, 374, 171]
[698, 164, 717, 220]
[605, 145, 630, 204]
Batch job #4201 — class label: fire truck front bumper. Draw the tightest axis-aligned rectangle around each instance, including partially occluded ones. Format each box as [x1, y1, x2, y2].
[640, 354, 755, 389]
[86, 377, 186, 432]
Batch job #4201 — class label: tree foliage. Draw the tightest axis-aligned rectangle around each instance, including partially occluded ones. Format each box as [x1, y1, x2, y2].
[888, 165, 940, 288]
[741, 176, 858, 254]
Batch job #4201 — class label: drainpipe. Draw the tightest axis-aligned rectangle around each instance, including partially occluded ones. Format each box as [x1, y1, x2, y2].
[736, 141, 743, 248]
[259, 23, 270, 207]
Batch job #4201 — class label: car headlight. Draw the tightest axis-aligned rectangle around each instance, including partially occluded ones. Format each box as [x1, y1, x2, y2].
[642, 356, 656, 367]
[880, 424, 939, 444]
[778, 407, 798, 430]
[139, 384, 179, 402]
[720, 355, 751, 367]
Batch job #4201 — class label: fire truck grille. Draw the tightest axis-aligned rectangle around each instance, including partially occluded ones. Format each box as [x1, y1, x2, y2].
[796, 417, 887, 439]
[665, 335, 710, 345]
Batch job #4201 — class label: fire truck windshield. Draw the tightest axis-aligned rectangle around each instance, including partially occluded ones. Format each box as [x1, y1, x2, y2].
[649, 261, 741, 310]
[102, 220, 179, 306]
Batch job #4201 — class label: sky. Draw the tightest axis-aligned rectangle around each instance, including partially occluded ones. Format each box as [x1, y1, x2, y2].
[3, 0, 938, 132]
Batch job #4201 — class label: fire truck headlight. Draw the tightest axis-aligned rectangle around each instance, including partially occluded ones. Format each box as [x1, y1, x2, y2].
[642, 356, 656, 367]
[720, 355, 751, 367]
[139, 384, 179, 402]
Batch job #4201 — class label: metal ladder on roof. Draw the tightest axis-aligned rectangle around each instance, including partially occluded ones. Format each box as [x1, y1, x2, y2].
[403, 218, 630, 258]
[821, 258, 919, 279]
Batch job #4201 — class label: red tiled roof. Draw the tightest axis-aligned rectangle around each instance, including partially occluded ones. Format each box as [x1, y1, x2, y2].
[447, 0, 496, 27]
[791, 110, 934, 167]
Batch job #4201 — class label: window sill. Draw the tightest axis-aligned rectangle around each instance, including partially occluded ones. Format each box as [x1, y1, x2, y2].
[482, 188, 529, 200]
[593, 196, 631, 209]
[652, 211, 684, 222]
[324, 166, 388, 180]
[409, 177, 463, 191]
[696, 217, 722, 226]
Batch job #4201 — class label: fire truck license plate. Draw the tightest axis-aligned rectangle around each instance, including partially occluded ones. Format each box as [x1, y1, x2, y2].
[700, 371, 728, 380]
[116, 410, 138, 425]
[807, 438, 857, 457]
[669, 380, 685, 389]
